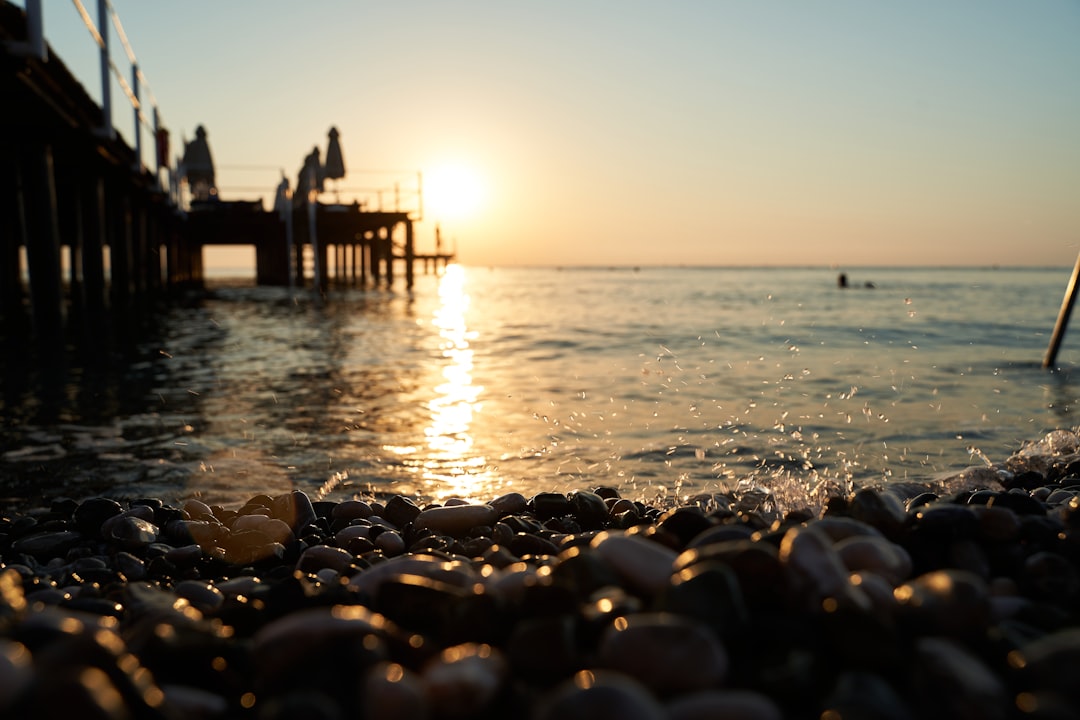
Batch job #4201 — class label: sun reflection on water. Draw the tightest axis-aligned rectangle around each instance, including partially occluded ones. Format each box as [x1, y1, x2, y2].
[418, 265, 490, 499]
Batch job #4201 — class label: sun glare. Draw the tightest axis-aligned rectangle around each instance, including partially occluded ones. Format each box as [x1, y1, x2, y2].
[424, 165, 486, 222]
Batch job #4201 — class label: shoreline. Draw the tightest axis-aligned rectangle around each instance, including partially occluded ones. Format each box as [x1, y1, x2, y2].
[1, 429, 1079, 717]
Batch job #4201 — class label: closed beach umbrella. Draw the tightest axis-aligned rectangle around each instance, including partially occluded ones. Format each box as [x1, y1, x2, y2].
[310, 147, 325, 193]
[182, 124, 216, 201]
[274, 174, 291, 219]
[324, 127, 345, 201]
[296, 147, 324, 202]
[295, 157, 310, 202]
[324, 126, 345, 181]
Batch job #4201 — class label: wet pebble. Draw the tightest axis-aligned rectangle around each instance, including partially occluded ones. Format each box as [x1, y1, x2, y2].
[537, 670, 667, 720]
[363, 661, 428, 720]
[296, 545, 355, 575]
[914, 636, 1008, 719]
[71, 497, 124, 537]
[834, 535, 912, 586]
[421, 643, 507, 717]
[413, 504, 498, 536]
[489, 491, 527, 516]
[173, 579, 224, 614]
[894, 569, 991, 638]
[666, 689, 783, 720]
[780, 525, 869, 611]
[590, 531, 677, 596]
[598, 612, 728, 694]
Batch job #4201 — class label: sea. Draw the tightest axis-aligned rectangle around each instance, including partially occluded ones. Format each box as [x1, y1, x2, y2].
[2, 265, 1078, 513]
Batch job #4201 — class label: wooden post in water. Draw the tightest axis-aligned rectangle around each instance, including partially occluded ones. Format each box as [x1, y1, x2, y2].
[361, 232, 370, 287]
[1044, 253, 1080, 369]
[385, 225, 395, 287]
[21, 140, 65, 347]
[81, 175, 107, 323]
[405, 220, 415, 289]
[308, 191, 323, 293]
[110, 187, 132, 316]
[0, 143, 25, 325]
[372, 229, 383, 286]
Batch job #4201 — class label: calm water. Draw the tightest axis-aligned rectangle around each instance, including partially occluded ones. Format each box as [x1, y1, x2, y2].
[1, 265, 1077, 511]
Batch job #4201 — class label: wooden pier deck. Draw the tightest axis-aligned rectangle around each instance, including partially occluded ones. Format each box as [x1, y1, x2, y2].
[1, 1, 452, 353]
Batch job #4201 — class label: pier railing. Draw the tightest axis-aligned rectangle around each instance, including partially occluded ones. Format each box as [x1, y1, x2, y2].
[218, 166, 425, 220]
[12, 0, 174, 197]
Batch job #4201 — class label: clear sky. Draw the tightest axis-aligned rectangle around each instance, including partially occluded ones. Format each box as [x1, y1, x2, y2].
[26, 0, 1080, 267]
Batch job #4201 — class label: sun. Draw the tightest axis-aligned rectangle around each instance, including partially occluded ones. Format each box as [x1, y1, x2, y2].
[424, 164, 486, 222]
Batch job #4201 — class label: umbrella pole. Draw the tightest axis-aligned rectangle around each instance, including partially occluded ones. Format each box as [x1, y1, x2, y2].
[1044, 252, 1080, 368]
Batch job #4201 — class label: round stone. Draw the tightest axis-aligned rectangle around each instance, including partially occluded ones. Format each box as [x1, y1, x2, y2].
[590, 531, 677, 597]
[834, 535, 912, 586]
[536, 670, 667, 720]
[667, 690, 783, 720]
[413, 504, 498, 537]
[72, 497, 124, 537]
[598, 613, 728, 694]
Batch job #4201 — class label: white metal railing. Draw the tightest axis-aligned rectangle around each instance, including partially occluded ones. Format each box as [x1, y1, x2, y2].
[70, 0, 169, 185]
[10, 1, 175, 198]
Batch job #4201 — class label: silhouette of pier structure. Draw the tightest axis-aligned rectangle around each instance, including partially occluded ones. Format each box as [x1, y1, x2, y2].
[1, 1, 453, 351]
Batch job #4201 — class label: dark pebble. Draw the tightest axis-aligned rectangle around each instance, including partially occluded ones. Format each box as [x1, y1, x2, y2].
[71, 497, 124, 537]
[532, 492, 573, 520]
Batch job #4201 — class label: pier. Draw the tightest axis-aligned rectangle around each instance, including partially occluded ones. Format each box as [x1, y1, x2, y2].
[1, 1, 452, 352]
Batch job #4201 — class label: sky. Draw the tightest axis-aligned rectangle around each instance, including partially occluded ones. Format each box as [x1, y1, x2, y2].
[24, 0, 1080, 267]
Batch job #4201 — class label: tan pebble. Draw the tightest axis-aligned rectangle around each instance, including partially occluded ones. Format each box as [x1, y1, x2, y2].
[231, 515, 293, 544]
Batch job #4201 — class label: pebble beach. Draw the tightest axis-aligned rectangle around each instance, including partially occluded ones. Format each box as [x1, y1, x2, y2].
[4, 429, 1080, 719]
